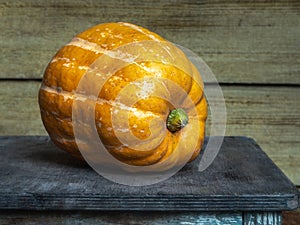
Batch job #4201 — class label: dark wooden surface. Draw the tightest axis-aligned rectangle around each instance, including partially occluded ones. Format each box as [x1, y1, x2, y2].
[0, 136, 298, 211]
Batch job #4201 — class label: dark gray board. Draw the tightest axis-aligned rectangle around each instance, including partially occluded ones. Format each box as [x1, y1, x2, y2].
[0, 136, 298, 211]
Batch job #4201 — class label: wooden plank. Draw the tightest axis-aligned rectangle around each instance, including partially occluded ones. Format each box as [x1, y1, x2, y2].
[1, 0, 300, 84]
[243, 212, 282, 225]
[0, 136, 298, 211]
[221, 85, 300, 186]
[1, 81, 299, 185]
[207, 84, 300, 186]
[283, 209, 300, 225]
[0, 211, 243, 225]
[0, 81, 46, 135]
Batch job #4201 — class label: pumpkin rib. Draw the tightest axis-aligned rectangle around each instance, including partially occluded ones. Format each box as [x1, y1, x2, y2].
[51, 45, 99, 67]
[108, 131, 171, 166]
[98, 63, 171, 116]
[187, 119, 206, 162]
[139, 61, 197, 105]
[188, 97, 208, 121]
[118, 22, 163, 42]
[40, 84, 164, 119]
[46, 48, 174, 114]
[47, 34, 195, 109]
[179, 65, 205, 110]
[133, 61, 194, 99]
[44, 63, 173, 118]
[40, 83, 168, 151]
[50, 128, 170, 166]
[50, 132, 163, 165]
[108, 133, 168, 160]
[40, 110, 74, 140]
[66, 37, 111, 55]
[158, 132, 178, 162]
[76, 22, 165, 48]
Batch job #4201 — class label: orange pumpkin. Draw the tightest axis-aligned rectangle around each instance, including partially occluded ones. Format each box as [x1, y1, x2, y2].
[38, 22, 207, 166]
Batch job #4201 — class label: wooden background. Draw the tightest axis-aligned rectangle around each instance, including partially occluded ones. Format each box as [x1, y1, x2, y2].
[0, 0, 299, 223]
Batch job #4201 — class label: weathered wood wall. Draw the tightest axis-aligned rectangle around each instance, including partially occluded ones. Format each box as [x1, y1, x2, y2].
[0, 0, 299, 221]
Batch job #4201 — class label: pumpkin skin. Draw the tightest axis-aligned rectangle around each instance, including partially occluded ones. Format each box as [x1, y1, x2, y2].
[38, 22, 207, 166]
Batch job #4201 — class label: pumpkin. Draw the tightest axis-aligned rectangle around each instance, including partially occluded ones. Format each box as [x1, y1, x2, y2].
[38, 22, 207, 166]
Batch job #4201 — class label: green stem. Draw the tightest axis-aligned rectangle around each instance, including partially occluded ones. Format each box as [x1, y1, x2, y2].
[166, 108, 189, 133]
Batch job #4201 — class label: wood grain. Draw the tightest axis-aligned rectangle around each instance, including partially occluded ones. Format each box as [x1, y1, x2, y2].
[1, 81, 299, 185]
[283, 209, 300, 225]
[243, 212, 282, 225]
[0, 211, 291, 225]
[1, 0, 299, 84]
[0, 211, 243, 225]
[0, 136, 298, 211]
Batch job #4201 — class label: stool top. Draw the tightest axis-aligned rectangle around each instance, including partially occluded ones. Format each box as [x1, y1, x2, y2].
[0, 136, 298, 211]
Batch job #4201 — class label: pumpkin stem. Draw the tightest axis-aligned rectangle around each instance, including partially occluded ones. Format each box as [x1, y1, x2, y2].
[166, 108, 189, 133]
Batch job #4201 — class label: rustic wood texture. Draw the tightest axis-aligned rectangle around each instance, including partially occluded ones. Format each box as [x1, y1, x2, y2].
[283, 209, 300, 225]
[1, 81, 299, 185]
[0, 136, 298, 211]
[1, 0, 300, 84]
[243, 212, 282, 225]
[0, 211, 243, 225]
[0, 211, 288, 225]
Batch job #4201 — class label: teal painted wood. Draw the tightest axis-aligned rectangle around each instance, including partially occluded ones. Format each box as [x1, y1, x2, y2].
[0, 211, 243, 225]
[187, 213, 242, 225]
[243, 212, 281, 225]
